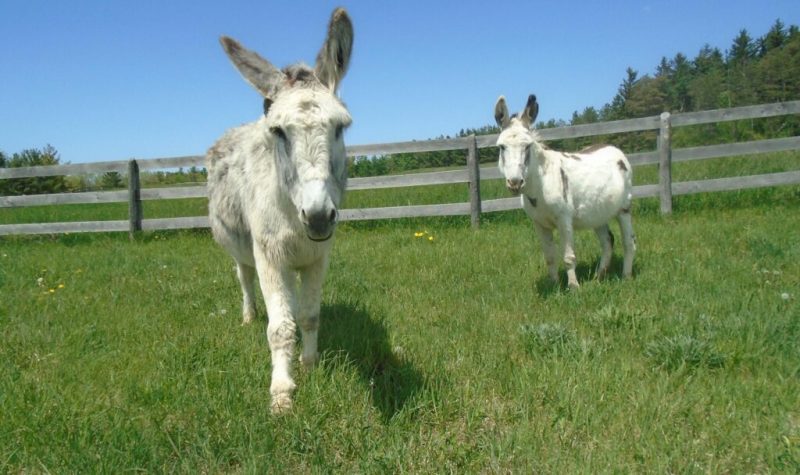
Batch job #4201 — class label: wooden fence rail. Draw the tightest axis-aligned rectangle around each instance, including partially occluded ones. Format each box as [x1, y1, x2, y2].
[1, 101, 799, 236]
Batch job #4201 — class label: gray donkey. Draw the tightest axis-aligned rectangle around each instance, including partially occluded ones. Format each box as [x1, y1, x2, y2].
[206, 8, 353, 413]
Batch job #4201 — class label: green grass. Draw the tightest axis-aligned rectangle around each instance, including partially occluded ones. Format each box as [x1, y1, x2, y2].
[1, 155, 800, 471]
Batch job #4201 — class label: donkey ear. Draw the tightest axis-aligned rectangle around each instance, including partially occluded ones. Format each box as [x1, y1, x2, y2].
[521, 94, 539, 128]
[220, 36, 285, 99]
[494, 96, 511, 129]
[314, 8, 354, 91]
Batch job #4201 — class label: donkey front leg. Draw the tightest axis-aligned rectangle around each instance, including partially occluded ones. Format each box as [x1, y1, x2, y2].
[557, 218, 579, 289]
[533, 221, 559, 283]
[254, 249, 298, 414]
[297, 257, 328, 369]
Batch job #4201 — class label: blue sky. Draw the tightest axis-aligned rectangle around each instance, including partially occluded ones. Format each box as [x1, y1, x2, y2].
[1, 0, 798, 164]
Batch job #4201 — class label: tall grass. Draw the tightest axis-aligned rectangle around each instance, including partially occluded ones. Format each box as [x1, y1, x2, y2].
[1, 153, 799, 471]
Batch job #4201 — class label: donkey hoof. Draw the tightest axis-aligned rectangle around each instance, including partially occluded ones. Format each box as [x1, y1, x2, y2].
[241, 309, 256, 326]
[270, 393, 293, 414]
[568, 281, 581, 290]
[300, 352, 319, 369]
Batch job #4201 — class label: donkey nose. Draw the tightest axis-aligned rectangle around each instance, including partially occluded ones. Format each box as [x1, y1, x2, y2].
[301, 206, 338, 241]
[301, 207, 337, 224]
[506, 178, 525, 192]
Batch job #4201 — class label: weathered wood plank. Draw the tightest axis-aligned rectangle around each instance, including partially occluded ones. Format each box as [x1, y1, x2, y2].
[348, 166, 503, 190]
[340, 202, 472, 221]
[0, 156, 207, 180]
[466, 136, 481, 228]
[632, 184, 660, 198]
[671, 100, 800, 127]
[627, 151, 660, 166]
[347, 169, 470, 190]
[135, 155, 205, 171]
[128, 160, 142, 237]
[611, 137, 800, 167]
[0, 190, 129, 208]
[659, 112, 673, 214]
[346, 137, 470, 157]
[141, 216, 209, 230]
[0, 220, 129, 235]
[481, 197, 519, 212]
[0, 160, 131, 179]
[673, 136, 800, 163]
[672, 170, 800, 195]
[140, 186, 208, 200]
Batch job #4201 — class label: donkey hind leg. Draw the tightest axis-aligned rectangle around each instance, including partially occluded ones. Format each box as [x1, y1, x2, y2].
[594, 224, 614, 280]
[557, 218, 579, 289]
[534, 222, 559, 283]
[617, 211, 636, 278]
[297, 258, 328, 369]
[254, 250, 298, 413]
[236, 262, 258, 325]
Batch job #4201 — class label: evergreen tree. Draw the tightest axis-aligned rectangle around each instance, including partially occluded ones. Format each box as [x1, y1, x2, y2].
[728, 29, 757, 65]
[604, 68, 638, 120]
[100, 171, 124, 189]
[759, 19, 787, 56]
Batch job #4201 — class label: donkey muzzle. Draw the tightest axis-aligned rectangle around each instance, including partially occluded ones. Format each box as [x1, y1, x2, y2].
[301, 207, 338, 242]
[506, 177, 525, 194]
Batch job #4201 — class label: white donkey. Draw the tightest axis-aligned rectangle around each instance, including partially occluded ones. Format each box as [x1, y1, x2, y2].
[494, 94, 636, 289]
[206, 8, 353, 413]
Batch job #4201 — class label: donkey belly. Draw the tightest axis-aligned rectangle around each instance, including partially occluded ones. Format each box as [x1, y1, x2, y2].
[572, 190, 625, 229]
[570, 165, 628, 229]
[209, 195, 257, 267]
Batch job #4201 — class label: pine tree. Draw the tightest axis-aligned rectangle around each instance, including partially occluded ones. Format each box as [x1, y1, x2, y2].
[759, 19, 787, 56]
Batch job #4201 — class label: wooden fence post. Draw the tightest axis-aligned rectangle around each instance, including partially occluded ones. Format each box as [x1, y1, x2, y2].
[466, 135, 481, 229]
[658, 112, 673, 215]
[128, 159, 142, 239]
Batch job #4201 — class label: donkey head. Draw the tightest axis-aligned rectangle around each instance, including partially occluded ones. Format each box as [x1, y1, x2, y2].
[220, 8, 353, 242]
[494, 95, 539, 194]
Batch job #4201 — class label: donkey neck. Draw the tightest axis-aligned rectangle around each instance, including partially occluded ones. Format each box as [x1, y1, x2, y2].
[529, 139, 558, 174]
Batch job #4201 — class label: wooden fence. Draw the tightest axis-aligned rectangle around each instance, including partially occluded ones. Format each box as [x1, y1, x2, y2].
[1, 100, 799, 236]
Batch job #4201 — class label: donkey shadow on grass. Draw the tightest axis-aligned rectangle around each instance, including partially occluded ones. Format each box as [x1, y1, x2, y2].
[535, 255, 641, 297]
[319, 301, 424, 421]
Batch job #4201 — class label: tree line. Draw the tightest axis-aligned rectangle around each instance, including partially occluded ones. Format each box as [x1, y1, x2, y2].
[2, 19, 798, 191]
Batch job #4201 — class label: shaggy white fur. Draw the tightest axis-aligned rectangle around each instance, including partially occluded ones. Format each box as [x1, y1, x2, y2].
[206, 8, 353, 413]
[495, 95, 636, 288]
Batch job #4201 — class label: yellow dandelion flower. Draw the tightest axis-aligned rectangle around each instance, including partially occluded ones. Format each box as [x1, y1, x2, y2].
[58, 283, 65, 289]
[414, 232, 425, 238]
[48, 289, 55, 294]
[428, 236, 435, 242]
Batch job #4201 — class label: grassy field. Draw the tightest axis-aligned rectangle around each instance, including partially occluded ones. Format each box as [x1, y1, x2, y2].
[1, 153, 799, 471]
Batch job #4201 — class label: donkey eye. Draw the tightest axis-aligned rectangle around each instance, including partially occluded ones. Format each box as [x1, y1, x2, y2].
[498, 145, 506, 152]
[334, 124, 344, 140]
[270, 126, 288, 142]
